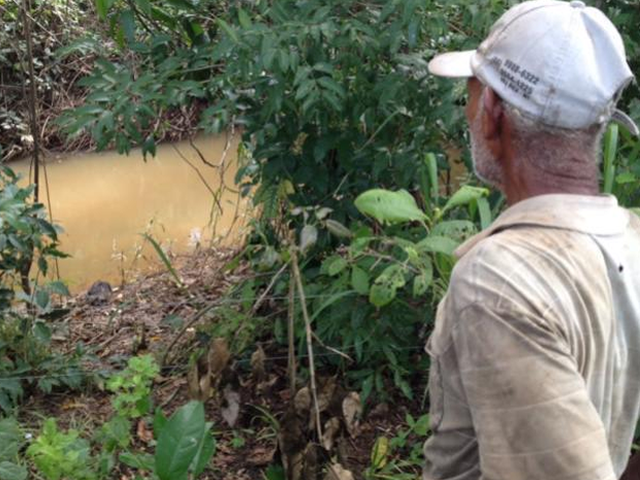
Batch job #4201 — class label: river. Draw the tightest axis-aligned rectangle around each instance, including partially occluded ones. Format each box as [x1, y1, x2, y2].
[12, 134, 246, 292]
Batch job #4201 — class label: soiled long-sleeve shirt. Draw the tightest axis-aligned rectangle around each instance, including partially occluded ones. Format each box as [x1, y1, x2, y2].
[423, 194, 640, 480]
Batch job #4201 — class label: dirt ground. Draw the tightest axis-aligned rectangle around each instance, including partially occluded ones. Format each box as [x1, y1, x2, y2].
[20, 247, 428, 480]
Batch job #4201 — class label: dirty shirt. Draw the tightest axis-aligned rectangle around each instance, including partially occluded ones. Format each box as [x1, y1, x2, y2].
[423, 194, 640, 480]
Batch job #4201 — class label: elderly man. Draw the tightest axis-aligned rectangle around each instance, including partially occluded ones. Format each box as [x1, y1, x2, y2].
[425, 1, 640, 479]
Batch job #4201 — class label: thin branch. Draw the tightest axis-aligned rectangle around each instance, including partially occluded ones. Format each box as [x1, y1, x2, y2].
[287, 267, 297, 400]
[291, 248, 323, 441]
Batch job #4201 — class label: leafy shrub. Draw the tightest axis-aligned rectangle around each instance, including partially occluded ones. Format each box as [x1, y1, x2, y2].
[0, 166, 86, 413]
[107, 354, 160, 419]
[27, 419, 97, 480]
[63, 0, 640, 401]
[0, 417, 28, 480]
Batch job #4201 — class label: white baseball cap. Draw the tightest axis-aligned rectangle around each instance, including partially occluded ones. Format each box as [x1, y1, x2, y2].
[429, 0, 638, 135]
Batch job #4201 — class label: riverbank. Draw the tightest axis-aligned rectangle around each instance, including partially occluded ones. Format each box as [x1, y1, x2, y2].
[20, 246, 427, 480]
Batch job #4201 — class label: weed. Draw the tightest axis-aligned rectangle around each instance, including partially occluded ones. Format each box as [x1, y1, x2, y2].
[106, 354, 159, 419]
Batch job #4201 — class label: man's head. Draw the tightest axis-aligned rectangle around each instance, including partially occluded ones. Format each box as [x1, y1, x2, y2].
[429, 0, 637, 202]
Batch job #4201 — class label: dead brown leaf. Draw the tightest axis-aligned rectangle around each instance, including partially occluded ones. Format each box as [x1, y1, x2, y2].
[321, 417, 341, 451]
[342, 392, 362, 438]
[221, 385, 241, 427]
[294, 387, 311, 416]
[323, 463, 355, 480]
[136, 419, 154, 444]
[250, 345, 266, 382]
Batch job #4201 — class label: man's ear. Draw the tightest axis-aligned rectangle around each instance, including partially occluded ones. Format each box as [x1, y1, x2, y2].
[481, 87, 504, 141]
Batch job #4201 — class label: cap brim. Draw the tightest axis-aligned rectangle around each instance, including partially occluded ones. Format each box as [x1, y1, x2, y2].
[428, 50, 476, 78]
[612, 109, 639, 137]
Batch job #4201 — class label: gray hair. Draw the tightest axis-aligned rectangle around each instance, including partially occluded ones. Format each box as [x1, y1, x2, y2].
[502, 101, 606, 181]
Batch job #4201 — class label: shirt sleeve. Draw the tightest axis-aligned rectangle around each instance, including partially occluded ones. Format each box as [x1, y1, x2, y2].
[452, 303, 616, 480]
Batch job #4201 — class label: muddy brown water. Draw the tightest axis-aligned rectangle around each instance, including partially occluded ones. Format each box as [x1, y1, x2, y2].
[13, 135, 246, 292]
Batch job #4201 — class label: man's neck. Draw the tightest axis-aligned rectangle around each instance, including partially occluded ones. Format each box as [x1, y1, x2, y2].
[503, 154, 600, 205]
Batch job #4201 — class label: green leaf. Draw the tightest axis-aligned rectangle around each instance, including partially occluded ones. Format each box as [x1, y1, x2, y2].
[322, 256, 348, 276]
[476, 197, 493, 230]
[119, 10, 136, 42]
[47, 281, 70, 296]
[616, 172, 636, 184]
[442, 186, 489, 214]
[369, 265, 406, 308]
[355, 189, 428, 225]
[166, 0, 195, 10]
[299, 225, 318, 254]
[190, 422, 215, 476]
[351, 267, 370, 295]
[95, 0, 115, 20]
[417, 236, 459, 256]
[142, 234, 184, 288]
[238, 8, 252, 29]
[324, 219, 352, 238]
[412, 262, 433, 297]
[0, 418, 22, 462]
[412, 414, 431, 436]
[135, 0, 152, 15]
[155, 401, 212, 480]
[153, 408, 168, 439]
[217, 19, 239, 43]
[432, 220, 477, 242]
[0, 462, 27, 480]
[119, 451, 154, 470]
[33, 322, 52, 343]
[35, 290, 50, 311]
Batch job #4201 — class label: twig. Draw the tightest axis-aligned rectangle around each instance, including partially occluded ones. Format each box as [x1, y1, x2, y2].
[287, 266, 297, 400]
[250, 260, 290, 315]
[161, 301, 220, 366]
[311, 332, 353, 363]
[291, 248, 323, 441]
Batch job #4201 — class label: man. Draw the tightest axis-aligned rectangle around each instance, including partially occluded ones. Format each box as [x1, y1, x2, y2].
[424, 1, 640, 479]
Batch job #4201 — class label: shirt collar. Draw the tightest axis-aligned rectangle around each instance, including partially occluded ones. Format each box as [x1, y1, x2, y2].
[455, 194, 630, 259]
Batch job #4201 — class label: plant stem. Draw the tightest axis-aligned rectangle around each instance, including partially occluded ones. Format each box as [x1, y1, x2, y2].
[291, 248, 323, 441]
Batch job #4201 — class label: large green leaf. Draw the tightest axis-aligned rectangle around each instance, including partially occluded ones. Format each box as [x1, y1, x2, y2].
[355, 189, 428, 225]
[442, 186, 489, 214]
[417, 236, 459, 256]
[155, 401, 213, 480]
[0, 419, 22, 462]
[95, 0, 115, 20]
[0, 462, 27, 480]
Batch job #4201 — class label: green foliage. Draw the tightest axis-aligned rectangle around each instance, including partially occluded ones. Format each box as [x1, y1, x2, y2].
[155, 401, 216, 480]
[64, 0, 640, 403]
[0, 166, 86, 414]
[365, 414, 430, 480]
[0, 418, 28, 480]
[107, 354, 160, 418]
[27, 419, 96, 480]
[0, 0, 104, 161]
[0, 167, 66, 308]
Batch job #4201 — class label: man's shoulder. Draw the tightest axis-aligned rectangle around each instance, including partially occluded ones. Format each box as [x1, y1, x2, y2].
[446, 225, 605, 314]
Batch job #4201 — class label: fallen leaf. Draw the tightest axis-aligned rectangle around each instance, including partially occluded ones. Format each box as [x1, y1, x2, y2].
[247, 446, 276, 466]
[342, 392, 362, 438]
[221, 385, 241, 427]
[250, 345, 266, 382]
[136, 419, 153, 443]
[322, 417, 341, 451]
[371, 436, 389, 471]
[208, 337, 231, 381]
[294, 387, 311, 415]
[303, 443, 318, 480]
[323, 463, 355, 480]
[317, 377, 337, 413]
